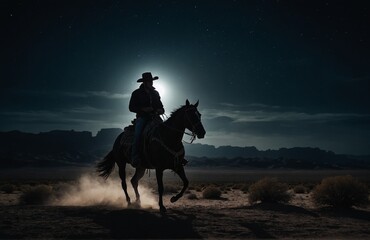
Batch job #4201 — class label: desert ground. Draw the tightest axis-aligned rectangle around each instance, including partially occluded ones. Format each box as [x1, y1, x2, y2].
[1, 167, 370, 239]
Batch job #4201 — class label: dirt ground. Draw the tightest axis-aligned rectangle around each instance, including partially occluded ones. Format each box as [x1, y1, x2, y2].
[1, 187, 370, 239]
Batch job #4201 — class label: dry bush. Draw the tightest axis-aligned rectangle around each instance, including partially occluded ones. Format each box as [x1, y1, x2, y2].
[19, 185, 53, 205]
[240, 184, 250, 193]
[248, 178, 292, 204]
[293, 185, 307, 194]
[305, 183, 316, 191]
[231, 183, 244, 190]
[188, 185, 195, 190]
[219, 185, 227, 192]
[202, 186, 222, 199]
[187, 193, 198, 200]
[231, 183, 250, 193]
[1, 184, 16, 194]
[312, 175, 369, 208]
[53, 182, 72, 199]
[163, 184, 179, 195]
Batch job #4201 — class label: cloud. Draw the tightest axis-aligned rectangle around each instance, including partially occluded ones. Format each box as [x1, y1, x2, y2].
[197, 104, 370, 154]
[64, 91, 130, 99]
[201, 130, 314, 150]
[201, 125, 370, 155]
[1, 107, 111, 120]
[66, 106, 113, 114]
[203, 107, 370, 124]
[219, 102, 281, 110]
[219, 102, 241, 108]
[0, 105, 131, 134]
[87, 91, 130, 99]
[0, 110, 59, 121]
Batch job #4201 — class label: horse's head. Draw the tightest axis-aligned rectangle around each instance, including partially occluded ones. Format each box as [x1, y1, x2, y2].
[184, 99, 206, 139]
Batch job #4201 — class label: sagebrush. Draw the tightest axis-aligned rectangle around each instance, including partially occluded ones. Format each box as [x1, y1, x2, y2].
[312, 175, 369, 208]
[293, 185, 307, 194]
[248, 178, 292, 204]
[202, 186, 222, 199]
[19, 185, 53, 205]
[187, 193, 198, 200]
[1, 184, 16, 194]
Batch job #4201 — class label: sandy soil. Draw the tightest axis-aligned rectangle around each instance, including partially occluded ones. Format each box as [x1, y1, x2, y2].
[1, 188, 370, 239]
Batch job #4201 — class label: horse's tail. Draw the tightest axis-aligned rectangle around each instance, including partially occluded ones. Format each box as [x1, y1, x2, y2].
[96, 150, 116, 179]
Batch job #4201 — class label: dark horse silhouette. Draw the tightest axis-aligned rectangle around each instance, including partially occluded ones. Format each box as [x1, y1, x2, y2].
[96, 100, 206, 212]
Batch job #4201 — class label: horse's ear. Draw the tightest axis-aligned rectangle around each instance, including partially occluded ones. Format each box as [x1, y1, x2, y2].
[186, 99, 190, 106]
[194, 100, 199, 108]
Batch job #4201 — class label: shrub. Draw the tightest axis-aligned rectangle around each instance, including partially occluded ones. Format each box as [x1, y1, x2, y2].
[187, 193, 198, 200]
[293, 185, 307, 194]
[240, 184, 250, 193]
[163, 184, 179, 195]
[1, 184, 16, 194]
[202, 186, 222, 199]
[19, 185, 53, 205]
[53, 182, 72, 199]
[248, 178, 292, 204]
[232, 183, 244, 190]
[312, 175, 369, 208]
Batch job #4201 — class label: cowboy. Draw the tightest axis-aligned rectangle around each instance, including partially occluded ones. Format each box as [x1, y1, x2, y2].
[129, 72, 165, 167]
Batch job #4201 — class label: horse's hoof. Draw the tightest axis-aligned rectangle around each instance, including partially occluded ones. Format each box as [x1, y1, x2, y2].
[170, 196, 178, 203]
[160, 206, 167, 213]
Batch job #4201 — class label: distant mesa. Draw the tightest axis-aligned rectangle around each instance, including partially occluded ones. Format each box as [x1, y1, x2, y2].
[95, 128, 122, 144]
[0, 129, 369, 169]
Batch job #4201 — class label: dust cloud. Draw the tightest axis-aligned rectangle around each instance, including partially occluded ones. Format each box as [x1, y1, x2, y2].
[51, 174, 158, 209]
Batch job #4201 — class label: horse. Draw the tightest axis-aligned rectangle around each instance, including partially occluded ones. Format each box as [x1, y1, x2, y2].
[96, 99, 206, 212]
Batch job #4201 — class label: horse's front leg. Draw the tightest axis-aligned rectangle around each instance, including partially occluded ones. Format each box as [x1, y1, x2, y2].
[170, 165, 189, 203]
[156, 169, 166, 213]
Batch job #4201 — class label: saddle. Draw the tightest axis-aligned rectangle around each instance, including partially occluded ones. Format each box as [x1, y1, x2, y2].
[120, 116, 163, 167]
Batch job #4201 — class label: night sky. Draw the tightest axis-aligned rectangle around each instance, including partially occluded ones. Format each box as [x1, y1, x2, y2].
[1, 0, 370, 154]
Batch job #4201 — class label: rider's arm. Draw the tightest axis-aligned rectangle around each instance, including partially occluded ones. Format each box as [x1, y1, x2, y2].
[129, 91, 141, 113]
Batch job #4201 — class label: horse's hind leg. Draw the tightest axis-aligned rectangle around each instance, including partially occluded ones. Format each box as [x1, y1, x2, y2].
[118, 164, 131, 206]
[130, 167, 146, 205]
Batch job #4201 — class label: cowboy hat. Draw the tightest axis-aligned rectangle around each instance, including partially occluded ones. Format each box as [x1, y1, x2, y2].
[137, 72, 159, 82]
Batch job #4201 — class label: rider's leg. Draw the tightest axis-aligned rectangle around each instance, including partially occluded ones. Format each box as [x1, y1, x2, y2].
[131, 117, 146, 167]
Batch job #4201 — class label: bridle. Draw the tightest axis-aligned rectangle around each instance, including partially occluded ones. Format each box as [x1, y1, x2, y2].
[162, 107, 202, 144]
[183, 107, 202, 143]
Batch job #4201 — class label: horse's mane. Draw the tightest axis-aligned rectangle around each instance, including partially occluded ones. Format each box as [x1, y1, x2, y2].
[164, 105, 187, 123]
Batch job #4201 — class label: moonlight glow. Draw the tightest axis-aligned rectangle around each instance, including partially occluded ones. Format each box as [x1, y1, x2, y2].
[153, 77, 176, 110]
[130, 68, 183, 111]
[153, 81, 166, 99]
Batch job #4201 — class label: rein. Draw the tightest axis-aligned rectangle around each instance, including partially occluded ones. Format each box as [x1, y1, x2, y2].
[162, 109, 199, 144]
[162, 122, 196, 144]
[151, 137, 185, 170]
[149, 107, 200, 169]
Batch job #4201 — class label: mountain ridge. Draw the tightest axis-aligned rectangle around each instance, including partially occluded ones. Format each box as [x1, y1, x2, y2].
[0, 129, 369, 169]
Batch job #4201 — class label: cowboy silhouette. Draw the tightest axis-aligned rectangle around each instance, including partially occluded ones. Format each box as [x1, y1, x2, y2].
[129, 72, 165, 167]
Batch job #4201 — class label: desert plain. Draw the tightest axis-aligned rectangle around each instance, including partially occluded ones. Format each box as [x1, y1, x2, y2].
[0, 167, 370, 239]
